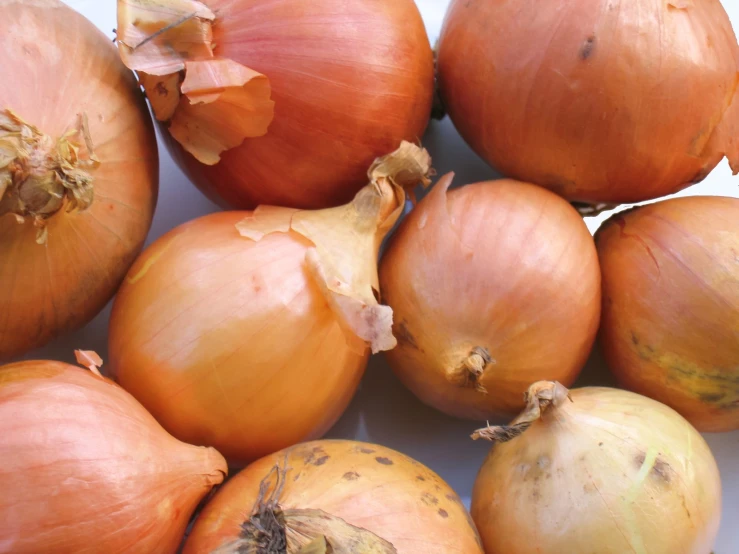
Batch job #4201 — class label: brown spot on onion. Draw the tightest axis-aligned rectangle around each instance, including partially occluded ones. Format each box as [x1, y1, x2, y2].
[342, 471, 360, 481]
[438, 508, 449, 518]
[375, 457, 393, 466]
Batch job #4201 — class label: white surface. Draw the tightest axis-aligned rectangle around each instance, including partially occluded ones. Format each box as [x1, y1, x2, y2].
[33, 1, 739, 551]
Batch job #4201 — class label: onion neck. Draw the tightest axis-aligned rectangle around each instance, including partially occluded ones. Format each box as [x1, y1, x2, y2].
[447, 347, 493, 393]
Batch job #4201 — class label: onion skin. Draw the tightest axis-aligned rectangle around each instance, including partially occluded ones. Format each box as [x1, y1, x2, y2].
[0, 0, 158, 360]
[167, 0, 434, 209]
[183, 440, 483, 554]
[437, 0, 739, 204]
[379, 176, 601, 419]
[597, 197, 739, 432]
[472, 383, 721, 554]
[0, 360, 227, 554]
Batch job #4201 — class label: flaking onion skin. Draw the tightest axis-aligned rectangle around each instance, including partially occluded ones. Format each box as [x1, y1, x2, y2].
[597, 196, 739, 432]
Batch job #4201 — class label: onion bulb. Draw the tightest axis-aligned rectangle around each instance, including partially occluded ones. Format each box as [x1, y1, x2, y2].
[183, 439, 483, 553]
[116, 0, 433, 209]
[597, 196, 739, 432]
[379, 176, 601, 419]
[0, 354, 226, 554]
[437, 0, 739, 204]
[0, 0, 158, 360]
[109, 143, 431, 464]
[471, 381, 721, 554]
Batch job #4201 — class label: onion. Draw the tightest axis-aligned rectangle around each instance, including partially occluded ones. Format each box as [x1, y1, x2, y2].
[183, 439, 483, 553]
[379, 176, 601, 419]
[0, 354, 227, 554]
[596, 196, 739, 432]
[437, 0, 739, 204]
[471, 381, 722, 554]
[0, 0, 158, 361]
[109, 143, 431, 464]
[116, 0, 433, 209]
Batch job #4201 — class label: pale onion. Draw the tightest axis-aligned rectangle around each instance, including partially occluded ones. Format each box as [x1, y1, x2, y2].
[379, 176, 601, 419]
[108, 143, 431, 464]
[437, 0, 739, 204]
[0, 354, 226, 554]
[471, 381, 722, 554]
[183, 439, 483, 554]
[0, 0, 158, 361]
[116, 0, 434, 209]
[597, 196, 739, 432]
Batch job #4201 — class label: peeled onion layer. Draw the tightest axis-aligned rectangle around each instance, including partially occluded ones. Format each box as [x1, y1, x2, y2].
[0, 358, 226, 554]
[597, 196, 739, 432]
[379, 175, 601, 420]
[437, 0, 739, 204]
[0, 0, 158, 360]
[471, 382, 722, 554]
[183, 440, 483, 554]
[117, 0, 434, 209]
[109, 143, 431, 464]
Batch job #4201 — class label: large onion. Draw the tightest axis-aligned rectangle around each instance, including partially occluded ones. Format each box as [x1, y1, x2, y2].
[379, 176, 601, 419]
[0, 355, 226, 554]
[437, 0, 739, 204]
[471, 381, 722, 554]
[597, 196, 739, 432]
[109, 143, 431, 464]
[116, 0, 433, 209]
[183, 439, 483, 553]
[0, 0, 158, 360]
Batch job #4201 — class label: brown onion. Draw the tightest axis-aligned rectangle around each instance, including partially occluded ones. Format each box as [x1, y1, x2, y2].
[0, 0, 158, 361]
[0, 355, 226, 554]
[437, 0, 739, 204]
[597, 196, 739, 432]
[117, 0, 433, 209]
[379, 176, 601, 419]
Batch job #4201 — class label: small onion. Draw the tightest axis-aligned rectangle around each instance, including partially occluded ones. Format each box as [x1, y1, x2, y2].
[0, 0, 158, 360]
[109, 143, 431, 464]
[437, 0, 739, 204]
[471, 381, 722, 554]
[116, 0, 434, 209]
[183, 439, 483, 553]
[379, 176, 601, 419]
[0, 355, 226, 554]
[597, 196, 739, 432]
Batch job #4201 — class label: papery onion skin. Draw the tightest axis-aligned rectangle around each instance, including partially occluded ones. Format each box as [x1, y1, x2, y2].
[183, 440, 483, 554]
[597, 196, 739, 432]
[471, 383, 721, 554]
[0, 0, 158, 360]
[166, 0, 434, 209]
[380, 176, 601, 419]
[0, 360, 227, 554]
[437, 0, 739, 204]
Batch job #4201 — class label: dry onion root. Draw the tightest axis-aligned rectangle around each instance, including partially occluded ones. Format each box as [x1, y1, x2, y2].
[109, 142, 431, 464]
[183, 440, 484, 554]
[471, 381, 722, 554]
[0, 0, 158, 360]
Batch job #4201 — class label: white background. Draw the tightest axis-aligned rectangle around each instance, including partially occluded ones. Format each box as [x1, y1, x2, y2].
[39, 1, 739, 551]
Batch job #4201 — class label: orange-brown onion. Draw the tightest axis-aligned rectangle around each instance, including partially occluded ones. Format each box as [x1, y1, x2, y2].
[183, 440, 483, 554]
[471, 382, 722, 554]
[0, 359, 227, 554]
[0, 0, 158, 360]
[597, 196, 739, 432]
[379, 176, 601, 419]
[120, 0, 433, 210]
[437, 0, 739, 204]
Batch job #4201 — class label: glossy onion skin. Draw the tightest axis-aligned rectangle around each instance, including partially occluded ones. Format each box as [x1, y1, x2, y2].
[597, 196, 739, 432]
[0, 360, 227, 554]
[437, 0, 739, 204]
[380, 179, 601, 419]
[108, 212, 367, 465]
[184, 440, 484, 554]
[169, 0, 434, 210]
[0, 0, 158, 360]
[472, 387, 722, 554]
